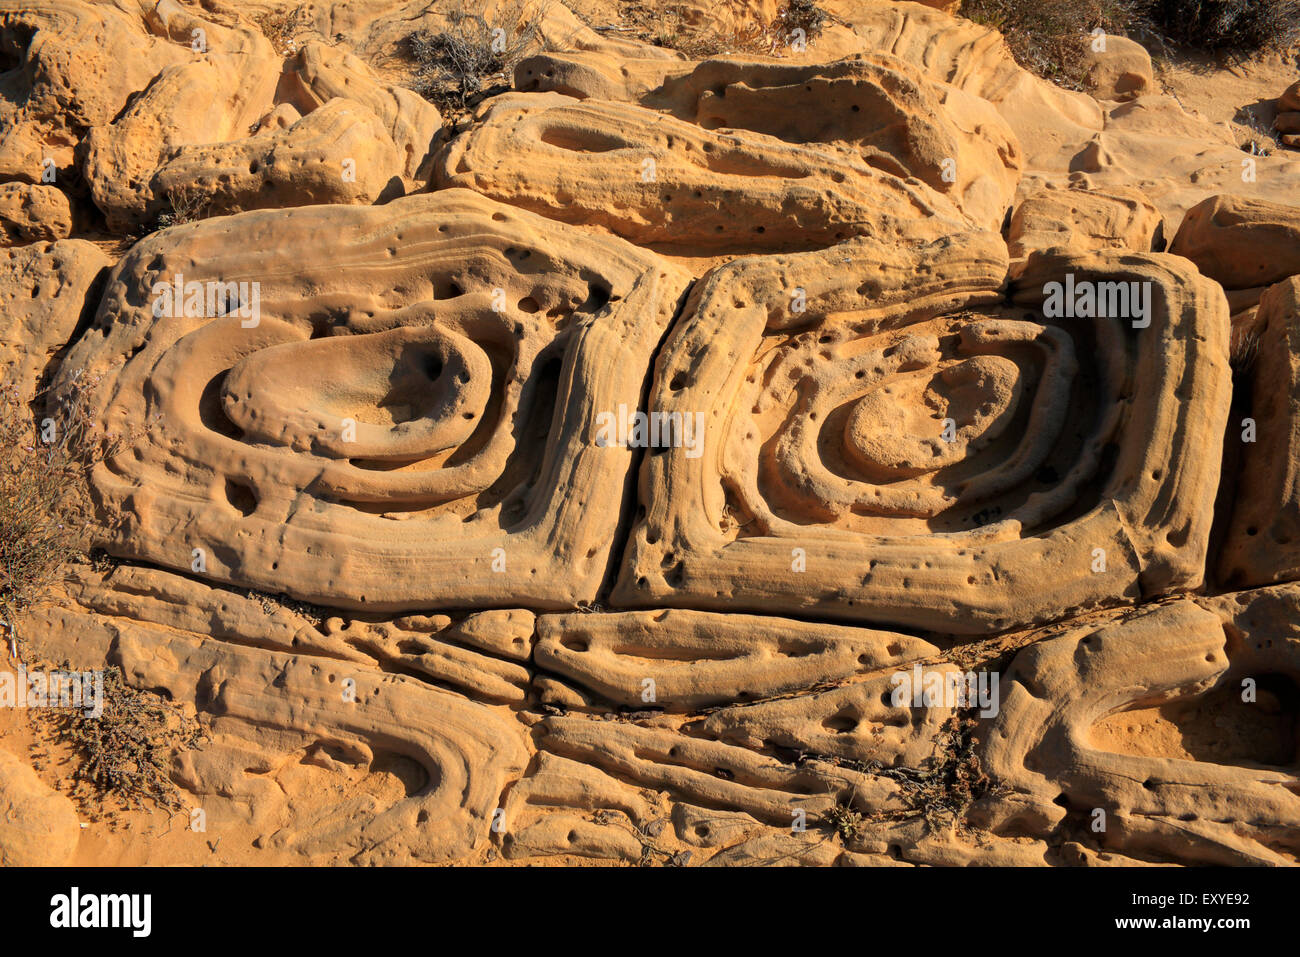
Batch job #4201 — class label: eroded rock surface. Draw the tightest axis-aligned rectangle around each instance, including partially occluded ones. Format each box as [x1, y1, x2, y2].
[58, 189, 690, 610]
[0, 749, 80, 866]
[0, 238, 107, 402]
[433, 91, 971, 252]
[1170, 194, 1300, 293]
[1220, 277, 1300, 588]
[1, 0, 1297, 869]
[1276, 80, 1300, 148]
[1007, 184, 1164, 259]
[985, 595, 1300, 865]
[515, 52, 1023, 230]
[615, 241, 1229, 633]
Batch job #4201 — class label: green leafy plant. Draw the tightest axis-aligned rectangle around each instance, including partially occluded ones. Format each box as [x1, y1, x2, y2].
[823, 801, 865, 841]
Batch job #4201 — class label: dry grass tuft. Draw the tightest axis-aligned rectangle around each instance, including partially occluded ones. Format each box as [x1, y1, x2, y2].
[961, 0, 1149, 89]
[407, 0, 551, 116]
[146, 185, 210, 235]
[964, 0, 1300, 89]
[0, 370, 133, 650]
[617, 0, 831, 58]
[1230, 323, 1261, 376]
[253, 5, 307, 56]
[49, 664, 203, 812]
[775, 0, 829, 42]
[865, 714, 1000, 833]
[1148, 0, 1300, 52]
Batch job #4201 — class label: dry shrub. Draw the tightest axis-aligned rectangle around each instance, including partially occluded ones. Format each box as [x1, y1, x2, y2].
[145, 185, 209, 235]
[776, 0, 829, 41]
[864, 714, 1000, 833]
[1230, 322, 1261, 375]
[408, 0, 551, 115]
[2, 368, 193, 812]
[965, 0, 1300, 88]
[0, 369, 132, 648]
[618, 0, 831, 58]
[49, 664, 203, 812]
[961, 0, 1150, 88]
[632, 10, 773, 58]
[253, 5, 307, 56]
[1148, 0, 1300, 52]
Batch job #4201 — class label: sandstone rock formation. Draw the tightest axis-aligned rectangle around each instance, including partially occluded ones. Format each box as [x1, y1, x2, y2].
[614, 241, 1229, 633]
[1276, 80, 1300, 148]
[514, 52, 1024, 230]
[0, 239, 107, 403]
[1079, 35, 1155, 102]
[819, 0, 1300, 228]
[0, 749, 79, 866]
[1, 0, 1297, 871]
[285, 42, 441, 180]
[79, 11, 281, 232]
[985, 595, 1300, 865]
[433, 91, 972, 252]
[26, 586, 527, 864]
[0, 183, 73, 245]
[81, 32, 438, 232]
[1219, 277, 1300, 588]
[147, 98, 406, 219]
[534, 608, 939, 711]
[56, 188, 690, 610]
[1007, 184, 1164, 259]
[1170, 194, 1300, 293]
[0, 1, 190, 182]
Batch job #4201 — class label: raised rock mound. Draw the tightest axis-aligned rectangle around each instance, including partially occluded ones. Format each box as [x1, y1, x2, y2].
[1276, 80, 1300, 148]
[0, 749, 80, 866]
[615, 241, 1229, 633]
[433, 91, 971, 252]
[514, 51, 1023, 230]
[57, 188, 690, 610]
[1007, 184, 1164, 259]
